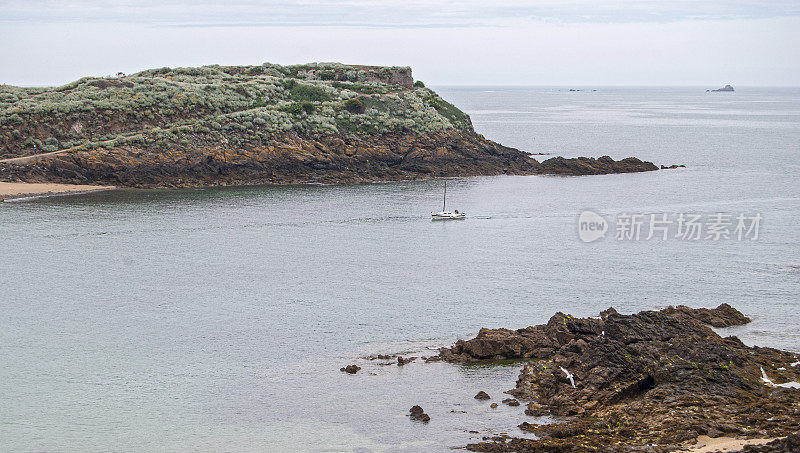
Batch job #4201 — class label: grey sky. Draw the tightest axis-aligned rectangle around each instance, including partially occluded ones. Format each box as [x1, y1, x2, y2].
[2, 0, 798, 86]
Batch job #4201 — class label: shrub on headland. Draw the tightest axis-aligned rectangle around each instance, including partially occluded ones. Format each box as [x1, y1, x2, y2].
[343, 98, 365, 114]
[281, 101, 316, 115]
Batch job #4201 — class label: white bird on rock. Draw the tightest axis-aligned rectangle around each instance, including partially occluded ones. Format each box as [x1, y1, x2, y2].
[760, 367, 772, 385]
[560, 366, 576, 388]
[761, 367, 800, 389]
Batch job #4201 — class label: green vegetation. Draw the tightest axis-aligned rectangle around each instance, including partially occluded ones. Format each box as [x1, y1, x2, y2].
[317, 70, 336, 81]
[342, 98, 365, 114]
[421, 91, 472, 130]
[280, 101, 316, 115]
[0, 62, 474, 158]
[413, 80, 425, 88]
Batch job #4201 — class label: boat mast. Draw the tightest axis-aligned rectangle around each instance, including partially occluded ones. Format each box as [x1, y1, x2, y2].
[443, 180, 447, 212]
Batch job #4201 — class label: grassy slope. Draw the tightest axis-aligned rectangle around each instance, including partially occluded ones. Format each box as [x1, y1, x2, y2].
[0, 63, 473, 159]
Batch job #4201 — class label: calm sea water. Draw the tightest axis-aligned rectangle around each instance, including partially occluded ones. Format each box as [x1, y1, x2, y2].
[1, 87, 799, 452]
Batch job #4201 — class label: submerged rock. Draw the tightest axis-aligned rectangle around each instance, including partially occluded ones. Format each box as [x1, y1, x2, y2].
[409, 405, 430, 423]
[501, 398, 520, 407]
[474, 391, 491, 400]
[340, 364, 361, 374]
[397, 356, 417, 366]
[436, 305, 800, 451]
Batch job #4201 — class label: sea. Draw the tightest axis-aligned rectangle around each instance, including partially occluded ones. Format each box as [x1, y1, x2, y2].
[1, 87, 799, 452]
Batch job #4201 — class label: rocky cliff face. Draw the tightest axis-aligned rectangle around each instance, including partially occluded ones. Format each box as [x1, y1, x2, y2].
[0, 62, 658, 187]
[0, 131, 538, 187]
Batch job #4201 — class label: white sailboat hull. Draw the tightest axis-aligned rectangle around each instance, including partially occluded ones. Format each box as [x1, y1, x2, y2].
[431, 211, 466, 220]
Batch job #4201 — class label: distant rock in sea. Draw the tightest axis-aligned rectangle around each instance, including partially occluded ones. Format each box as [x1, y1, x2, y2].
[708, 84, 734, 92]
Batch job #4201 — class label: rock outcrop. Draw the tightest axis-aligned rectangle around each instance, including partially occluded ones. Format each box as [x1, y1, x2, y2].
[340, 364, 361, 374]
[439, 304, 751, 364]
[434, 305, 800, 452]
[409, 405, 431, 423]
[474, 391, 491, 400]
[537, 156, 658, 175]
[397, 356, 417, 366]
[660, 303, 751, 328]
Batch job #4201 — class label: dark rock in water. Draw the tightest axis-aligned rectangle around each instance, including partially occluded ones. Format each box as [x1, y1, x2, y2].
[474, 391, 491, 400]
[443, 305, 800, 452]
[490, 403, 498, 409]
[501, 398, 520, 407]
[409, 405, 430, 422]
[661, 164, 686, 169]
[397, 356, 417, 366]
[536, 155, 658, 176]
[340, 364, 361, 374]
[661, 303, 751, 327]
[740, 432, 800, 452]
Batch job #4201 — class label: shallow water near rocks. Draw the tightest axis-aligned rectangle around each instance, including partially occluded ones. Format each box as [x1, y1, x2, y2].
[1, 87, 799, 451]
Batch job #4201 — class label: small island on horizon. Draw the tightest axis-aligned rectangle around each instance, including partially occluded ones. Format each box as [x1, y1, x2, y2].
[708, 84, 734, 92]
[0, 62, 659, 194]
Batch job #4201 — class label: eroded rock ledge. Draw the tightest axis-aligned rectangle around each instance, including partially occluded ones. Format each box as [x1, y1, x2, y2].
[436, 305, 800, 452]
[0, 131, 658, 188]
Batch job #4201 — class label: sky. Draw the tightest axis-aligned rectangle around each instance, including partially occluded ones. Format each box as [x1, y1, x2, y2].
[1, 0, 799, 87]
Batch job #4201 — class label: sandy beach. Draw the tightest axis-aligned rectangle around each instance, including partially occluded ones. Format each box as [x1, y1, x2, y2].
[0, 182, 114, 201]
[685, 435, 776, 452]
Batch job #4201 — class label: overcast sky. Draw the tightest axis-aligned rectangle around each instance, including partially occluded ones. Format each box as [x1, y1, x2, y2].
[2, 0, 798, 87]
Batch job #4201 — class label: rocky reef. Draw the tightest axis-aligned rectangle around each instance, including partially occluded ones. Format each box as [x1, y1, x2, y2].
[535, 156, 657, 176]
[0, 63, 658, 187]
[436, 305, 800, 452]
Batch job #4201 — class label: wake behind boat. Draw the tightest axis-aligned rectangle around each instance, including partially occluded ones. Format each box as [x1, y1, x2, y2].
[431, 180, 465, 220]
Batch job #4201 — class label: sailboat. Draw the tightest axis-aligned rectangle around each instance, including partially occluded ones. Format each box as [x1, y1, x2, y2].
[431, 180, 465, 220]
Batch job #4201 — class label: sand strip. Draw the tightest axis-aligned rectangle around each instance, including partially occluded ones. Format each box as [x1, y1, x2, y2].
[0, 182, 115, 201]
[684, 435, 776, 452]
